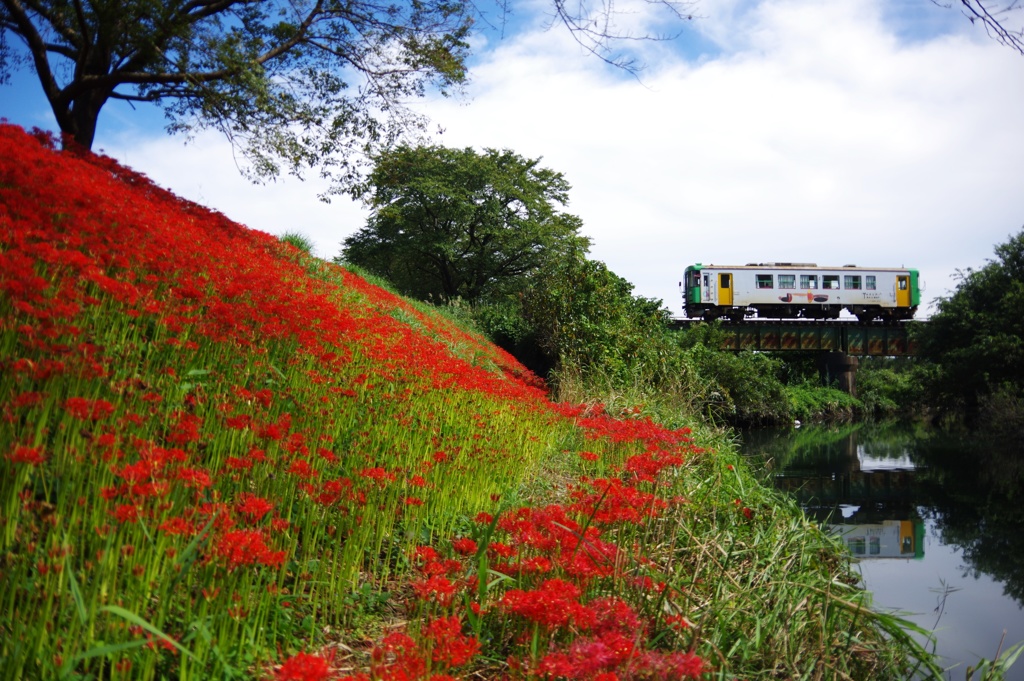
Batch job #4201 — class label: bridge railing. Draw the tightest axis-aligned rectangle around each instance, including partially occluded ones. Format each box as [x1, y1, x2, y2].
[670, 319, 918, 356]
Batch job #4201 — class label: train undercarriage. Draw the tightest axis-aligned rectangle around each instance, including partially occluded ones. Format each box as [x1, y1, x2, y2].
[688, 304, 915, 324]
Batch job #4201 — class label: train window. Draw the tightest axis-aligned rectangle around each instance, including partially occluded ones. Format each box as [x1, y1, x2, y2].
[756, 274, 773, 289]
[898, 278, 908, 290]
[823, 275, 840, 290]
[800, 275, 818, 289]
[866, 275, 876, 290]
[778, 274, 795, 289]
[703, 274, 710, 288]
[844, 275, 862, 290]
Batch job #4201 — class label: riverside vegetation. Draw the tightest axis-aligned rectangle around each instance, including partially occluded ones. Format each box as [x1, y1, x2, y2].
[0, 124, 945, 680]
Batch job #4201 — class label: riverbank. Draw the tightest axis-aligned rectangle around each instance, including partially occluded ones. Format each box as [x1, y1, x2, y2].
[739, 420, 1024, 679]
[0, 124, 939, 680]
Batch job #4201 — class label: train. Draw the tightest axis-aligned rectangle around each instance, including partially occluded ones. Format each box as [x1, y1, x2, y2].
[681, 263, 920, 322]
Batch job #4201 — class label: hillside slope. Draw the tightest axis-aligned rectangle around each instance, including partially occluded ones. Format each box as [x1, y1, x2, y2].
[0, 125, 935, 680]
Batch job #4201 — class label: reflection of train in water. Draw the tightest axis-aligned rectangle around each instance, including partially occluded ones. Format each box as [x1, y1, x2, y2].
[830, 520, 924, 559]
[681, 263, 920, 322]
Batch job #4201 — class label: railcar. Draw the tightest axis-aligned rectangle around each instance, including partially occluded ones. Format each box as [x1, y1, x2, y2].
[681, 263, 920, 322]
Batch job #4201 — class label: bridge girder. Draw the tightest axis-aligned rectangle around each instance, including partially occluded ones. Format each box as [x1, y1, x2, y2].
[670, 319, 917, 357]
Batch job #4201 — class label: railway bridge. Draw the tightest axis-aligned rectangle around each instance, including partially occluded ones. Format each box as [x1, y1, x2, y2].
[669, 319, 920, 396]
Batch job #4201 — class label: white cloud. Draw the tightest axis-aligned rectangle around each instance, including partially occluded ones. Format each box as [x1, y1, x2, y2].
[94, 0, 1024, 318]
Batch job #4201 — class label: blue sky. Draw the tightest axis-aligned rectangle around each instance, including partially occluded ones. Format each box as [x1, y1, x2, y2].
[3, 0, 1024, 318]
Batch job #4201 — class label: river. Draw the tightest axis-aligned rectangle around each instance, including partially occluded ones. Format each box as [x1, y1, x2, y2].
[739, 421, 1024, 679]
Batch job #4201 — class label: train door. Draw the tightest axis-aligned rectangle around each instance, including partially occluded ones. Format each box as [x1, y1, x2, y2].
[896, 275, 910, 307]
[718, 273, 733, 306]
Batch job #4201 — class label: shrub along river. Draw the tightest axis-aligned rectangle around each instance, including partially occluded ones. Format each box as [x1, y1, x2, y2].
[739, 421, 1024, 679]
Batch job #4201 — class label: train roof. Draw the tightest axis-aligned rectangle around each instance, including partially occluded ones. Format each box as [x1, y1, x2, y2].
[687, 263, 915, 272]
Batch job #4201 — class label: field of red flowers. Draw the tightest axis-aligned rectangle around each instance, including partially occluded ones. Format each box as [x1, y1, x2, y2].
[1, 123, 943, 681]
[0, 123, 719, 680]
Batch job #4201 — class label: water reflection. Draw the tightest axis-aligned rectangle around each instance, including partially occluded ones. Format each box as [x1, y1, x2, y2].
[740, 422, 1024, 678]
[744, 423, 925, 561]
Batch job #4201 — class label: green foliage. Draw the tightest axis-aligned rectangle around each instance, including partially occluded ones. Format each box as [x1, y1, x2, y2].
[675, 324, 792, 426]
[279, 231, 315, 254]
[340, 145, 588, 303]
[466, 298, 554, 377]
[916, 228, 1024, 423]
[1, 0, 472, 187]
[521, 250, 681, 390]
[785, 382, 857, 422]
[855, 357, 931, 418]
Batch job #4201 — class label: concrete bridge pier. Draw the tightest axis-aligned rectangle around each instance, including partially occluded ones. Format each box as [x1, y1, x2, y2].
[819, 351, 859, 397]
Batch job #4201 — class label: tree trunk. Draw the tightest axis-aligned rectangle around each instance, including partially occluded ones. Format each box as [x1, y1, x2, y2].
[59, 85, 113, 151]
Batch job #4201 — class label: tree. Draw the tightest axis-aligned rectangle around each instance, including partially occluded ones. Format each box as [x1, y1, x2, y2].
[339, 144, 588, 303]
[0, 0, 472, 185]
[916, 228, 1024, 423]
[937, 1, 1024, 55]
[521, 248, 677, 389]
[0, 0, 697, 189]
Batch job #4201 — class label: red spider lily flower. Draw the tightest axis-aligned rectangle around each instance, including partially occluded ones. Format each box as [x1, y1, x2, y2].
[370, 632, 426, 681]
[63, 397, 115, 421]
[589, 597, 641, 637]
[284, 432, 308, 455]
[224, 414, 251, 430]
[214, 529, 281, 570]
[451, 537, 477, 556]
[421, 617, 480, 668]
[166, 412, 203, 445]
[359, 467, 396, 484]
[176, 467, 212, 489]
[159, 517, 195, 535]
[113, 504, 141, 524]
[499, 579, 596, 630]
[664, 614, 691, 630]
[631, 650, 705, 679]
[236, 493, 274, 522]
[10, 391, 43, 409]
[410, 575, 458, 606]
[487, 542, 515, 559]
[413, 546, 440, 564]
[518, 556, 553, 574]
[275, 650, 336, 681]
[287, 459, 317, 479]
[7, 445, 45, 465]
[225, 456, 253, 471]
[579, 451, 599, 462]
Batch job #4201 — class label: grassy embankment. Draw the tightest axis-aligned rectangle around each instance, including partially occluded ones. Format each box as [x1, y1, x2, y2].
[0, 124, 940, 680]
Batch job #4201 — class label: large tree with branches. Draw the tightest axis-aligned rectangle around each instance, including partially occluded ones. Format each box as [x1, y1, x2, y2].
[0, 0, 474, 187]
[0, 0, 696, 190]
[339, 144, 589, 303]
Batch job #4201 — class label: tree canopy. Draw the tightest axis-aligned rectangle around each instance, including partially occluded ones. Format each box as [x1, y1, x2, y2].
[1, 0, 472, 187]
[916, 228, 1024, 422]
[0, 0, 698, 191]
[339, 144, 588, 303]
